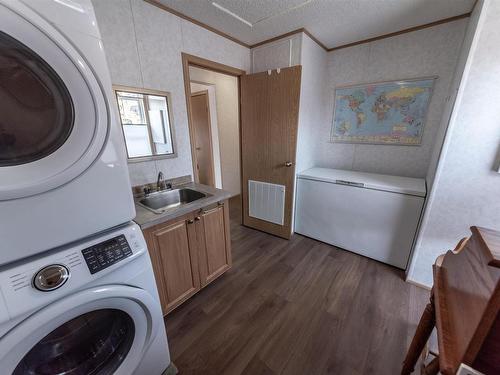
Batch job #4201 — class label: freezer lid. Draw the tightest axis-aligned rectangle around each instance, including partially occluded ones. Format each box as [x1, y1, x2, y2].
[297, 168, 426, 197]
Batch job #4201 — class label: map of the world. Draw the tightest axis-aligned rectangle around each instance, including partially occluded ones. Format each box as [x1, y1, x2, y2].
[331, 78, 435, 145]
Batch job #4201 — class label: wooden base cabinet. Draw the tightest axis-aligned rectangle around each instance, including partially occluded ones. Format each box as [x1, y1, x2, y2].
[197, 204, 232, 287]
[143, 200, 232, 315]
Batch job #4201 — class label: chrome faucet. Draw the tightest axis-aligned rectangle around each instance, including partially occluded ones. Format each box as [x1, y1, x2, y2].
[156, 171, 172, 191]
[157, 171, 165, 191]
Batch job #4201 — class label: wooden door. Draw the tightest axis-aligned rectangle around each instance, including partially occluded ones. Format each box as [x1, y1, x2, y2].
[197, 202, 232, 286]
[190, 91, 214, 186]
[240, 66, 302, 239]
[148, 216, 200, 313]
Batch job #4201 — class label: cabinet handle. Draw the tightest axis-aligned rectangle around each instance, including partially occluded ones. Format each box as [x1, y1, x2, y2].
[187, 219, 194, 224]
[195, 216, 201, 221]
[203, 207, 221, 215]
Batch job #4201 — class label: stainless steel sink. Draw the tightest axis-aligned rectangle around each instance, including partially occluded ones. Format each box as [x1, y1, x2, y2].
[138, 188, 208, 214]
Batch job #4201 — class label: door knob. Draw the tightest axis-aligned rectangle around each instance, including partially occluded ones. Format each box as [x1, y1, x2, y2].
[285, 161, 294, 167]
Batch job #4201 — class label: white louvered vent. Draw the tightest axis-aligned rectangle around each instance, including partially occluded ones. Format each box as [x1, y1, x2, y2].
[248, 180, 285, 225]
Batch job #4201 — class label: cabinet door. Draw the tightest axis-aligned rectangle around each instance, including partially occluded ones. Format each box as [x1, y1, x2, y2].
[197, 203, 232, 286]
[150, 217, 200, 313]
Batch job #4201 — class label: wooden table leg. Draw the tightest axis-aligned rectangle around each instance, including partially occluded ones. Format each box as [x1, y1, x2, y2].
[401, 290, 436, 375]
[422, 356, 440, 375]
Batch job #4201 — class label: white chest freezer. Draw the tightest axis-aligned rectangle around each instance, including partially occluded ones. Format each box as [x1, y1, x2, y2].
[294, 168, 426, 269]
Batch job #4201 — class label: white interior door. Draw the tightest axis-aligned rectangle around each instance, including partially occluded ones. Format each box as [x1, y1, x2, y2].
[0, 286, 161, 375]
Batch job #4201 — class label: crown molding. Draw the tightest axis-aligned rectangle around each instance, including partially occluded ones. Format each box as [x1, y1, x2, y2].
[328, 13, 471, 51]
[144, 0, 250, 48]
[143, 1, 471, 55]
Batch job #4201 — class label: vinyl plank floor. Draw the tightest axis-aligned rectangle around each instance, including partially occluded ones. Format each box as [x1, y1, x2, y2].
[165, 195, 429, 375]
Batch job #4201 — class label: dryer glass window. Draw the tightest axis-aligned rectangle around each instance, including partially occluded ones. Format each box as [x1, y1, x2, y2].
[13, 309, 134, 375]
[0, 31, 74, 167]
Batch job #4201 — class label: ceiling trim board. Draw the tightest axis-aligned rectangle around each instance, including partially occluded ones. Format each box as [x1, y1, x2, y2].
[250, 28, 304, 49]
[211, 2, 254, 27]
[249, 28, 328, 51]
[142, 1, 472, 55]
[328, 12, 471, 51]
[143, 0, 251, 48]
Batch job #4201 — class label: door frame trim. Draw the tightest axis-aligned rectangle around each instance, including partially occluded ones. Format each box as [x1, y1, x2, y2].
[181, 53, 245, 190]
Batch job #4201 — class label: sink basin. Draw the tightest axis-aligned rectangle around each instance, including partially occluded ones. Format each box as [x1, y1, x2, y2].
[138, 188, 208, 213]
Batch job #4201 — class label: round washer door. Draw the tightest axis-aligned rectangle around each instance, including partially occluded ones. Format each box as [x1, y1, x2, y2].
[0, 286, 162, 375]
[0, 1, 109, 200]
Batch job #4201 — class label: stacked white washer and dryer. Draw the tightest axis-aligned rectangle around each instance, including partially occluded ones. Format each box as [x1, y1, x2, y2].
[0, 0, 171, 374]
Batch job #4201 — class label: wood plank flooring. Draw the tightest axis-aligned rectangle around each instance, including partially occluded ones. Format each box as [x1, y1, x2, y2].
[165, 196, 429, 375]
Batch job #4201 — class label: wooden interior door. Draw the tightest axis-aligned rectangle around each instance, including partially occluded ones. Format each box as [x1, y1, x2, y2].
[240, 66, 302, 239]
[190, 91, 214, 186]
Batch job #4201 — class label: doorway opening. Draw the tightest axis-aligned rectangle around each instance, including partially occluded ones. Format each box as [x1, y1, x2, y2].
[182, 54, 244, 209]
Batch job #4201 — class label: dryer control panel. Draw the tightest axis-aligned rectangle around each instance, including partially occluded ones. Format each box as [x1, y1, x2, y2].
[81, 235, 133, 274]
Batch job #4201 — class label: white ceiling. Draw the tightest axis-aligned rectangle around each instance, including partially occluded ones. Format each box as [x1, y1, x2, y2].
[155, 0, 475, 48]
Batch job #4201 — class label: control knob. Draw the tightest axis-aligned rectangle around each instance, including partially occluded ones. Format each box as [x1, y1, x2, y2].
[33, 264, 69, 291]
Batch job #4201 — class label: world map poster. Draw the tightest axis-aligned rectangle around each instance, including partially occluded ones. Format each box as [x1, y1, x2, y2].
[331, 77, 435, 145]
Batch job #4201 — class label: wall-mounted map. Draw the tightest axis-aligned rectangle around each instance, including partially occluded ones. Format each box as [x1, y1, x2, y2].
[331, 77, 436, 145]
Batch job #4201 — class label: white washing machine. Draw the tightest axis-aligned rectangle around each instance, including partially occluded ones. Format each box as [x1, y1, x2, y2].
[0, 222, 171, 374]
[0, 0, 135, 265]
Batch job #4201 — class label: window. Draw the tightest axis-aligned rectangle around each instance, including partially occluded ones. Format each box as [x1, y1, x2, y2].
[114, 86, 175, 161]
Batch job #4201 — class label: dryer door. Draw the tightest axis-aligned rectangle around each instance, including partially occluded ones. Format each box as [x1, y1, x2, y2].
[0, 286, 163, 375]
[0, 1, 109, 200]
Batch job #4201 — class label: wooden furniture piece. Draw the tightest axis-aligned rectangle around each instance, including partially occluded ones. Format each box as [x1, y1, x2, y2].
[240, 66, 302, 239]
[402, 226, 500, 375]
[143, 200, 232, 315]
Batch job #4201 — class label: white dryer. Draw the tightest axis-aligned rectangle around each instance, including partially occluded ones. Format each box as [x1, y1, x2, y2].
[0, 222, 171, 375]
[0, 0, 135, 265]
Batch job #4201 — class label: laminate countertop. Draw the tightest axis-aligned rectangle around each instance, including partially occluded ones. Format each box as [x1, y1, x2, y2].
[133, 182, 234, 230]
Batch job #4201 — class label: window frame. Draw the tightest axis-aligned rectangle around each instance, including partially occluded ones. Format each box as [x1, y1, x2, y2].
[113, 85, 177, 163]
